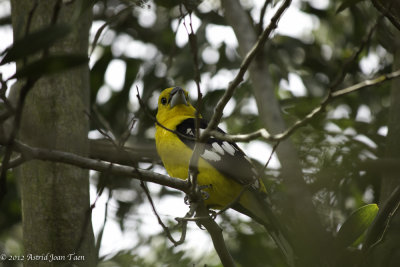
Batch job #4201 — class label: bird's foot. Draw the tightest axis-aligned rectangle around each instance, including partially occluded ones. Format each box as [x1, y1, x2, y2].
[198, 184, 212, 200]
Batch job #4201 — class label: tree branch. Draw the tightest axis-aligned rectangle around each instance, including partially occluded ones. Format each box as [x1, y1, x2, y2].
[0, 137, 189, 193]
[200, 0, 292, 141]
[195, 202, 236, 267]
[209, 68, 400, 143]
[257, 0, 272, 35]
[372, 0, 400, 31]
[140, 180, 186, 246]
[89, 138, 159, 164]
[364, 186, 400, 251]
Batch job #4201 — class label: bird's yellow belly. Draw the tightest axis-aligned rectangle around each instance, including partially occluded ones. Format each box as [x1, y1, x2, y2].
[156, 130, 243, 209]
[168, 159, 243, 209]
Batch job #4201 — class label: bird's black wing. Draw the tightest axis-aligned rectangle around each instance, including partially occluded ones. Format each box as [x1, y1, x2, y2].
[175, 118, 263, 192]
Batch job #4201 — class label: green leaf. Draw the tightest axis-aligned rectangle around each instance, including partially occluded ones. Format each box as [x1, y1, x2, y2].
[0, 24, 71, 65]
[9, 54, 88, 80]
[336, 204, 379, 247]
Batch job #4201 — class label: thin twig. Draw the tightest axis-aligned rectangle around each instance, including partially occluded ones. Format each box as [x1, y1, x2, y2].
[85, 109, 116, 143]
[140, 181, 184, 246]
[263, 141, 280, 172]
[95, 189, 112, 263]
[136, 87, 195, 142]
[176, 215, 213, 222]
[185, 11, 203, 141]
[0, 74, 15, 116]
[201, 0, 292, 142]
[257, 0, 272, 35]
[24, 1, 38, 42]
[119, 117, 137, 146]
[331, 68, 400, 97]
[204, 11, 380, 147]
[187, 143, 205, 200]
[372, 0, 400, 31]
[89, 4, 137, 56]
[179, 6, 204, 201]
[208, 67, 400, 143]
[0, 78, 37, 202]
[75, 157, 113, 257]
[0, 0, 39, 201]
[363, 186, 400, 251]
[329, 16, 381, 91]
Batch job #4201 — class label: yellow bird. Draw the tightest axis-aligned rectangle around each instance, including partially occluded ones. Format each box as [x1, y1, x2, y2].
[155, 86, 292, 259]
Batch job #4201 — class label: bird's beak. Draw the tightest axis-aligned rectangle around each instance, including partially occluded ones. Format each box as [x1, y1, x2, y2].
[169, 87, 188, 108]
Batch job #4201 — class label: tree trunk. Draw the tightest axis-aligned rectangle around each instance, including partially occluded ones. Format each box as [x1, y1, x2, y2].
[10, 1, 95, 266]
[368, 30, 400, 267]
[364, 0, 400, 264]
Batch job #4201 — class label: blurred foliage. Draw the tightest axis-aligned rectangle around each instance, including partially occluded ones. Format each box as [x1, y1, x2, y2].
[1, 0, 399, 266]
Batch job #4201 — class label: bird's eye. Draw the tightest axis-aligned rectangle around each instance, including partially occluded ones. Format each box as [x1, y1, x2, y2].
[161, 97, 167, 105]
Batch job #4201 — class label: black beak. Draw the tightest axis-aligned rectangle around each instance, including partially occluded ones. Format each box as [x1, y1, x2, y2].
[169, 87, 188, 107]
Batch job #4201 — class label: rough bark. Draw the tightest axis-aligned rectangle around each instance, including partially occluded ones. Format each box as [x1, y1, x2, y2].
[10, 1, 95, 266]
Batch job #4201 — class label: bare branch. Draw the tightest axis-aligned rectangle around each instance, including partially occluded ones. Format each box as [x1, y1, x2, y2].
[90, 4, 137, 56]
[136, 87, 196, 142]
[263, 141, 280, 172]
[89, 138, 159, 165]
[179, 7, 204, 197]
[140, 181, 186, 246]
[329, 17, 380, 91]
[209, 68, 400, 143]
[95, 189, 112, 263]
[372, 0, 400, 31]
[0, 77, 38, 202]
[331, 68, 400, 98]
[257, 0, 272, 35]
[7, 155, 26, 168]
[0, 15, 11, 26]
[194, 202, 236, 267]
[0, 74, 15, 118]
[364, 186, 400, 251]
[1, 138, 189, 193]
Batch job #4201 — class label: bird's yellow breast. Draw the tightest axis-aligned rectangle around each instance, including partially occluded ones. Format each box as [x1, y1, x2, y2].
[155, 119, 244, 209]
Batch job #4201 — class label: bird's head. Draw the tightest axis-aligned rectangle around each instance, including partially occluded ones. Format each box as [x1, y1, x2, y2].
[156, 87, 197, 124]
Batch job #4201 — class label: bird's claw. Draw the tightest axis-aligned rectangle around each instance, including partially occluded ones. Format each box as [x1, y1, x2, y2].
[184, 184, 212, 205]
[196, 221, 205, 230]
[184, 195, 190, 205]
[208, 210, 217, 220]
[198, 184, 212, 200]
